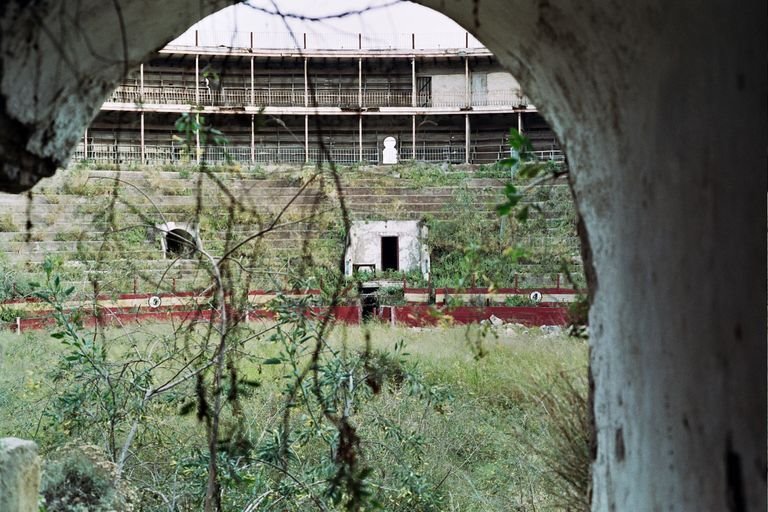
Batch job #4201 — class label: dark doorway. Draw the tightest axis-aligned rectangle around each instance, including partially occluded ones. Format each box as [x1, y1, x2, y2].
[166, 229, 196, 258]
[360, 284, 379, 322]
[381, 236, 399, 272]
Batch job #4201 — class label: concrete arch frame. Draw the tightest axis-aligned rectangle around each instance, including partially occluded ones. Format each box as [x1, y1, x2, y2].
[0, 1, 763, 510]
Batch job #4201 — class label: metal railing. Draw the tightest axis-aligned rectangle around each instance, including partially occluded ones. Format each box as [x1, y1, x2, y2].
[106, 85, 529, 110]
[362, 90, 412, 107]
[72, 144, 561, 166]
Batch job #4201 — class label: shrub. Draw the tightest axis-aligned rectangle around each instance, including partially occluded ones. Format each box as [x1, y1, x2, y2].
[534, 372, 591, 511]
[504, 294, 537, 307]
[41, 445, 136, 512]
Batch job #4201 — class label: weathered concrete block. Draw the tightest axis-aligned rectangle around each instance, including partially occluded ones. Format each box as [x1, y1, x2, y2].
[0, 438, 41, 512]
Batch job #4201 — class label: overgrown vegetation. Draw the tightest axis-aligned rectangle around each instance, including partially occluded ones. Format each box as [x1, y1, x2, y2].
[0, 118, 591, 511]
[1, 322, 588, 511]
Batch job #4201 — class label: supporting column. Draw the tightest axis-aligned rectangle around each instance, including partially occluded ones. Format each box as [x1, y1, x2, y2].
[194, 34, 200, 105]
[358, 58, 362, 108]
[517, 111, 523, 135]
[304, 114, 309, 163]
[465, 114, 470, 164]
[304, 57, 309, 107]
[411, 115, 416, 161]
[411, 58, 416, 107]
[195, 47, 200, 163]
[358, 115, 363, 162]
[140, 63, 145, 163]
[250, 57, 255, 106]
[83, 128, 88, 160]
[250, 114, 255, 163]
[140, 113, 145, 163]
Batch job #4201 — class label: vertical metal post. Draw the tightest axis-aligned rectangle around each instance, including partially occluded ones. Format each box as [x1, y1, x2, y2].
[195, 117, 201, 164]
[358, 58, 362, 107]
[304, 114, 309, 163]
[250, 57, 255, 106]
[518, 111, 523, 134]
[359, 115, 363, 162]
[411, 58, 416, 107]
[304, 58, 309, 107]
[140, 113, 145, 163]
[83, 128, 88, 160]
[194, 54, 200, 104]
[411, 115, 416, 160]
[140, 63, 145, 163]
[195, 47, 200, 163]
[465, 114, 470, 164]
[251, 114, 255, 163]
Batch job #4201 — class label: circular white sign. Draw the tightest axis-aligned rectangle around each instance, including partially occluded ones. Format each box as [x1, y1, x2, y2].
[529, 291, 543, 303]
[148, 296, 162, 308]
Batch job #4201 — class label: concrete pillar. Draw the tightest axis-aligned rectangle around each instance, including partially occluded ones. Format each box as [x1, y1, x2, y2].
[465, 114, 470, 164]
[411, 58, 416, 107]
[358, 58, 362, 108]
[304, 57, 308, 107]
[140, 112, 145, 163]
[250, 114, 255, 163]
[304, 114, 309, 163]
[411, 115, 416, 161]
[358, 115, 363, 162]
[0, 438, 40, 512]
[194, 49, 200, 163]
[139, 63, 145, 163]
[250, 56, 254, 106]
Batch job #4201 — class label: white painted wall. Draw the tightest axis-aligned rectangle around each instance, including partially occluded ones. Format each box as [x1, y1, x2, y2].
[487, 72, 519, 92]
[430, 73, 465, 103]
[344, 220, 429, 277]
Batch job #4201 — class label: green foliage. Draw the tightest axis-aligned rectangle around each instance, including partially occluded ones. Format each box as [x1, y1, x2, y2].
[0, 265, 35, 301]
[375, 286, 406, 305]
[504, 294, 537, 307]
[2, 321, 589, 511]
[0, 305, 26, 322]
[41, 445, 136, 511]
[426, 184, 581, 289]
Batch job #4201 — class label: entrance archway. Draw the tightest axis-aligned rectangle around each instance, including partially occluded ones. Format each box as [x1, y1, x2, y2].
[0, 1, 763, 510]
[165, 228, 196, 258]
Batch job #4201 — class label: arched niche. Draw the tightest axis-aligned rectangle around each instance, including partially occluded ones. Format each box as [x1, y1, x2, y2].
[0, 1, 762, 510]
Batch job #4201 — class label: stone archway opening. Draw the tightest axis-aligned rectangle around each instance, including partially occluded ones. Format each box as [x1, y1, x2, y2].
[0, 2, 762, 511]
[165, 228, 196, 258]
[156, 222, 200, 259]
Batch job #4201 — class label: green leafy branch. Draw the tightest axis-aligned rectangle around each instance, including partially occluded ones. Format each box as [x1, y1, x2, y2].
[496, 129, 568, 222]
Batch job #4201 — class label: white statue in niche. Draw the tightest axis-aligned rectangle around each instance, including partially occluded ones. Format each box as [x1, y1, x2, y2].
[382, 136, 398, 164]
